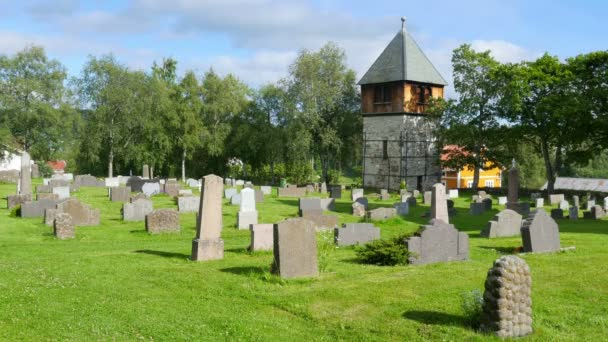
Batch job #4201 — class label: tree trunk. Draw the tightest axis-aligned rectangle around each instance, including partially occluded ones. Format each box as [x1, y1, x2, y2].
[181, 150, 186, 182]
[472, 148, 482, 191]
[108, 149, 114, 178]
[540, 138, 555, 194]
[270, 159, 275, 185]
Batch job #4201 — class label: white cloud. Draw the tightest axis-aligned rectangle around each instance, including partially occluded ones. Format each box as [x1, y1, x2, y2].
[470, 39, 539, 63]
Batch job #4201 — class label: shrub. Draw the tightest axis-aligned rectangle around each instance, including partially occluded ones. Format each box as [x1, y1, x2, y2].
[38, 163, 54, 178]
[355, 234, 411, 266]
[461, 289, 484, 329]
[9, 205, 20, 218]
[400, 180, 407, 190]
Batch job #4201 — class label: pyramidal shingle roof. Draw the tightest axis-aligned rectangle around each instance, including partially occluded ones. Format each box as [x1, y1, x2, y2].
[358, 21, 448, 86]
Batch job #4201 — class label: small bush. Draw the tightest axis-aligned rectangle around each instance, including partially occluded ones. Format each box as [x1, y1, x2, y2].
[461, 289, 484, 329]
[38, 163, 54, 178]
[9, 205, 20, 218]
[355, 234, 411, 266]
[399, 180, 407, 190]
[317, 231, 336, 272]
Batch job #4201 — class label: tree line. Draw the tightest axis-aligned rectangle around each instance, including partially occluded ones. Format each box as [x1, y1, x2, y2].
[0, 43, 361, 185]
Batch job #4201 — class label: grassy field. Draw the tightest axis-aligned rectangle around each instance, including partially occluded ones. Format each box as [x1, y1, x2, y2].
[0, 181, 607, 341]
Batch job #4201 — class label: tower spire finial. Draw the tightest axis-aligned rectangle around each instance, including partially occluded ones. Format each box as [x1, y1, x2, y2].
[401, 16, 407, 30]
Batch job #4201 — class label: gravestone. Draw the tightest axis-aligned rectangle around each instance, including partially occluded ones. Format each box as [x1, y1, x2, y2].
[52, 186, 70, 200]
[430, 183, 449, 224]
[178, 196, 200, 213]
[405, 219, 469, 265]
[122, 198, 153, 221]
[587, 200, 596, 211]
[49, 179, 70, 188]
[260, 186, 272, 195]
[37, 184, 52, 193]
[186, 178, 200, 187]
[400, 189, 411, 197]
[230, 193, 241, 205]
[352, 201, 366, 217]
[400, 194, 411, 202]
[30, 163, 40, 178]
[192, 174, 224, 261]
[254, 189, 264, 203]
[320, 198, 335, 211]
[163, 182, 181, 197]
[305, 184, 314, 193]
[178, 189, 193, 196]
[224, 188, 237, 199]
[53, 213, 75, 239]
[569, 206, 578, 220]
[37, 193, 58, 201]
[272, 218, 318, 279]
[234, 180, 244, 186]
[351, 188, 364, 201]
[75, 175, 105, 187]
[470, 203, 485, 215]
[448, 189, 459, 198]
[472, 195, 480, 203]
[481, 198, 492, 211]
[105, 177, 120, 187]
[110, 186, 131, 202]
[549, 194, 565, 205]
[145, 209, 180, 234]
[535, 198, 544, 208]
[21, 199, 58, 218]
[126, 177, 161, 193]
[245, 181, 254, 189]
[559, 200, 569, 211]
[143, 164, 150, 179]
[142, 182, 161, 197]
[19, 152, 32, 196]
[366, 207, 397, 221]
[521, 210, 560, 253]
[406, 196, 416, 207]
[550, 208, 564, 220]
[0, 170, 19, 183]
[478, 190, 487, 199]
[498, 196, 507, 205]
[249, 224, 274, 251]
[7, 194, 31, 210]
[224, 178, 232, 186]
[480, 255, 532, 338]
[130, 193, 148, 202]
[320, 182, 327, 194]
[334, 223, 380, 246]
[299, 198, 323, 218]
[278, 187, 307, 198]
[507, 164, 518, 207]
[56, 199, 100, 226]
[44, 208, 57, 226]
[237, 188, 258, 229]
[423, 191, 432, 205]
[481, 209, 523, 238]
[304, 214, 339, 232]
[380, 189, 390, 201]
[329, 185, 341, 199]
[413, 190, 420, 198]
[573, 195, 580, 208]
[590, 205, 605, 219]
[394, 202, 409, 216]
[605, 196, 608, 211]
[530, 192, 541, 200]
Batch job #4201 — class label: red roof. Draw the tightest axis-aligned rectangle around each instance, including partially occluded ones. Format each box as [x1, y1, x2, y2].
[440, 145, 470, 162]
[47, 160, 66, 171]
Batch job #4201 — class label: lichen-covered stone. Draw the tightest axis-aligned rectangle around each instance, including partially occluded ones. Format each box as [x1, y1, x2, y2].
[480, 255, 533, 338]
[54, 213, 75, 239]
[145, 209, 180, 234]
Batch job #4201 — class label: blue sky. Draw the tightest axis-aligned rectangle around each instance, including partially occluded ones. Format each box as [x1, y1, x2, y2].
[1, 0, 606, 95]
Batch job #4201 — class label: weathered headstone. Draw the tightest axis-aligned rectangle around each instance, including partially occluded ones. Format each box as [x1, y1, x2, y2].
[75, 175, 105, 187]
[105, 177, 120, 187]
[480, 255, 533, 338]
[122, 198, 153, 221]
[178, 189, 193, 196]
[142, 182, 161, 197]
[110, 186, 131, 202]
[56, 198, 100, 226]
[472, 195, 480, 203]
[7, 194, 31, 210]
[521, 210, 560, 253]
[272, 218, 318, 279]
[30, 163, 40, 178]
[481, 198, 492, 211]
[352, 201, 366, 217]
[235, 179, 245, 186]
[413, 190, 420, 198]
[559, 200, 569, 211]
[36, 184, 52, 193]
[320, 182, 327, 194]
[21, 199, 58, 218]
[142, 164, 150, 179]
[37, 193, 58, 201]
[130, 193, 148, 202]
[498, 196, 507, 205]
[573, 195, 580, 208]
[186, 178, 201, 188]
[145, 209, 180, 234]
[334, 223, 380, 246]
[224, 188, 237, 200]
[535, 198, 544, 208]
[405, 219, 469, 265]
[192, 174, 224, 261]
[44, 208, 57, 226]
[52, 186, 70, 200]
[304, 214, 339, 232]
[549, 194, 565, 205]
[448, 189, 459, 199]
[478, 190, 487, 199]
[54, 213, 75, 239]
[406, 196, 416, 207]
[470, 202, 485, 215]
[507, 164, 519, 207]
[530, 192, 542, 200]
[590, 205, 605, 219]
[178, 196, 200, 213]
[366, 207, 396, 221]
[604, 196, 608, 211]
[19, 152, 32, 196]
[249, 224, 274, 251]
[163, 182, 181, 197]
[260, 186, 272, 195]
[254, 189, 264, 203]
[299, 197, 323, 218]
[587, 199, 596, 211]
[320, 198, 335, 211]
[569, 206, 578, 220]
[329, 185, 341, 199]
[430, 183, 449, 224]
[278, 187, 307, 198]
[380, 189, 390, 201]
[423, 191, 432, 205]
[481, 209, 523, 238]
[237, 188, 258, 229]
[394, 202, 409, 216]
[351, 188, 364, 201]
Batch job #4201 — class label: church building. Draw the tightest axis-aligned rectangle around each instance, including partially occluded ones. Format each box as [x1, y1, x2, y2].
[358, 18, 447, 191]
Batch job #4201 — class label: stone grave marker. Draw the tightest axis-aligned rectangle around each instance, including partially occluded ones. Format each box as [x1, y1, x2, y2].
[123, 198, 153, 221]
[178, 189, 193, 196]
[224, 188, 237, 199]
[448, 189, 459, 199]
[254, 189, 264, 203]
[521, 210, 560, 253]
[54, 213, 75, 239]
[20, 152, 32, 196]
[320, 182, 327, 194]
[278, 187, 307, 198]
[260, 186, 272, 195]
[470, 202, 485, 215]
[481, 209, 522, 238]
[573, 195, 580, 208]
[559, 200, 569, 210]
[498, 196, 507, 205]
[406, 196, 416, 207]
[52, 186, 70, 200]
[334, 223, 380, 246]
[482, 198, 493, 211]
[56, 199, 100, 226]
[230, 193, 241, 205]
[423, 191, 432, 205]
[304, 214, 339, 232]
[569, 206, 578, 220]
[549, 194, 565, 205]
[178, 196, 200, 213]
[75, 175, 105, 187]
[430, 183, 449, 223]
[105, 177, 120, 187]
[405, 219, 469, 265]
[299, 197, 323, 218]
[329, 185, 341, 199]
[145, 209, 180, 234]
[235, 180, 245, 186]
[351, 188, 364, 201]
[394, 202, 409, 216]
[320, 198, 335, 211]
[587, 199, 596, 211]
[352, 201, 366, 217]
[141, 182, 161, 196]
[272, 218, 318, 279]
[21, 199, 58, 218]
[535, 198, 544, 208]
[590, 205, 605, 219]
[110, 186, 131, 202]
[380, 189, 390, 201]
[192, 174, 224, 261]
[249, 224, 274, 251]
[366, 207, 396, 221]
[550, 209, 564, 220]
[142, 164, 150, 179]
[37, 193, 58, 201]
[237, 188, 258, 229]
[7, 194, 31, 210]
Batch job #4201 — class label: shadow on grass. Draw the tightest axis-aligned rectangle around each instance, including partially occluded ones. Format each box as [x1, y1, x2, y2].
[220, 266, 267, 276]
[403, 310, 467, 327]
[225, 247, 252, 254]
[135, 249, 190, 259]
[478, 245, 518, 254]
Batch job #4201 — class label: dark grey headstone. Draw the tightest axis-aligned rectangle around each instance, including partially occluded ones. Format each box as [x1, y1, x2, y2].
[550, 208, 564, 220]
[481, 209, 522, 238]
[329, 185, 341, 199]
[569, 206, 578, 220]
[521, 210, 560, 253]
[272, 218, 318, 279]
[299, 197, 323, 217]
[482, 198, 493, 211]
[406, 219, 468, 265]
[334, 223, 380, 246]
[470, 203, 485, 215]
[393, 202, 409, 216]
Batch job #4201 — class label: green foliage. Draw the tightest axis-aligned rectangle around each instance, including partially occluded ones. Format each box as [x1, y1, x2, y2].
[37, 162, 53, 178]
[316, 231, 336, 272]
[354, 234, 411, 266]
[461, 289, 484, 329]
[399, 180, 407, 190]
[8, 205, 20, 218]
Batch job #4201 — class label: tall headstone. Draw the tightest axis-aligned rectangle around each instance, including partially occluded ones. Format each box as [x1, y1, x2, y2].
[272, 218, 318, 279]
[521, 210, 560, 253]
[19, 152, 32, 196]
[237, 188, 258, 229]
[423, 191, 432, 205]
[573, 195, 580, 208]
[430, 183, 449, 223]
[569, 206, 578, 220]
[535, 198, 544, 208]
[143, 164, 150, 179]
[507, 163, 518, 207]
[320, 182, 327, 194]
[192, 175, 224, 261]
[480, 256, 532, 338]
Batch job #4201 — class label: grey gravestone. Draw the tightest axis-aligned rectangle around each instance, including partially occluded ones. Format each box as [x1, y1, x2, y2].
[351, 188, 364, 201]
[105, 177, 120, 187]
[304, 214, 339, 232]
[549, 194, 565, 205]
[230, 194, 241, 205]
[254, 189, 264, 203]
[142, 164, 150, 179]
[559, 200, 569, 210]
[352, 202, 366, 217]
[37, 193, 58, 201]
[186, 178, 200, 187]
[305, 184, 314, 193]
[405, 219, 469, 265]
[44, 208, 57, 226]
[75, 175, 105, 187]
[272, 218, 318, 279]
[393, 202, 409, 216]
[498, 196, 507, 205]
[481, 209, 522, 238]
[590, 205, 605, 219]
[299, 197, 323, 218]
[320, 198, 335, 211]
[49, 179, 70, 188]
[54, 213, 75, 239]
[478, 190, 487, 199]
[260, 186, 271, 195]
[21, 199, 58, 218]
[123, 199, 153, 221]
[448, 189, 459, 198]
[507, 165, 518, 207]
[569, 206, 578, 220]
[430, 183, 449, 223]
[278, 187, 307, 198]
[329, 185, 341, 199]
[224, 188, 237, 199]
[320, 182, 327, 194]
[472, 195, 480, 203]
[19, 152, 32, 196]
[470, 203, 485, 215]
[530, 192, 542, 200]
[142, 182, 161, 197]
[573, 195, 580, 208]
[52, 186, 70, 200]
[249, 224, 274, 251]
[178, 189, 193, 196]
[482, 198, 493, 211]
[110, 186, 131, 202]
[400, 193, 412, 202]
[178, 196, 200, 213]
[7, 194, 30, 210]
[587, 200, 596, 211]
[146, 209, 180, 234]
[56, 199, 100, 226]
[163, 182, 181, 197]
[334, 223, 380, 246]
[354, 197, 369, 209]
[423, 191, 432, 205]
[366, 207, 396, 221]
[237, 188, 258, 229]
[30, 163, 40, 178]
[413, 190, 420, 198]
[235, 180, 245, 186]
[521, 210, 560, 253]
[480, 256, 533, 338]
[535, 198, 544, 208]
[130, 193, 148, 202]
[406, 196, 416, 207]
[380, 189, 390, 201]
[192, 174, 224, 261]
[36, 184, 52, 193]
[126, 177, 160, 193]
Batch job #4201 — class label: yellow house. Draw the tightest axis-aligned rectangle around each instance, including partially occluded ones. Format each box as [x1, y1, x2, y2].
[440, 145, 503, 189]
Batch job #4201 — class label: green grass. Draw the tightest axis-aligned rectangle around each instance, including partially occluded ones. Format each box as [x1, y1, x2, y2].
[0, 182, 607, 341]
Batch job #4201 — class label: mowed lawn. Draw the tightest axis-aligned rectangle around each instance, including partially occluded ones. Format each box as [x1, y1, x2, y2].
[0, 181, 607, 341]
